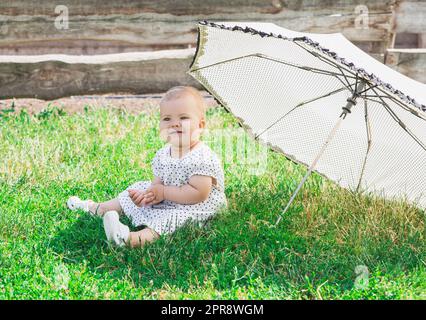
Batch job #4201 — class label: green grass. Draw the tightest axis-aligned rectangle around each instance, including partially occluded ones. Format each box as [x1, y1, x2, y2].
[0, 103, 425, 299]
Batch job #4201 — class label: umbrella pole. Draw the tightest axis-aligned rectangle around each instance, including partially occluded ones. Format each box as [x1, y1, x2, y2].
[275, 80, 366, 226]
[275, 117, 344, 226]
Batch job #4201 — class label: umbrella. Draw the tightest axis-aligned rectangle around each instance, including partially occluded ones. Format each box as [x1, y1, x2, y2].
[188, 21, 426, 224]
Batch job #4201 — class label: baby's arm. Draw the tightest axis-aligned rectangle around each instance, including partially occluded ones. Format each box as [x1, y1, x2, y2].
[163, 175, 212, 204]
[128, 176, 162, 206]
[152, 176, 162, 185]
[139, 175, 212, 206]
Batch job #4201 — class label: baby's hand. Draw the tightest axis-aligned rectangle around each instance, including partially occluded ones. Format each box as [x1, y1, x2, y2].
[128, 189, 150, 207]
[140, 184, 165, 206]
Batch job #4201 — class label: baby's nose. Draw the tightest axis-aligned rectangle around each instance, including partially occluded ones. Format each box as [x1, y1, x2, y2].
[170, 120, 181, 127]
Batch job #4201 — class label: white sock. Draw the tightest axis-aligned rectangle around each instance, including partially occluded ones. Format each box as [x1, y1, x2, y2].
[103, 211, 130, 247]
[67, 196, 95, 215]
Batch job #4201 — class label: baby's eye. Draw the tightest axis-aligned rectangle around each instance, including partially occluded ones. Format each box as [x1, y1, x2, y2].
[163, 117, 170, 121]
[181, 116, 189, 120]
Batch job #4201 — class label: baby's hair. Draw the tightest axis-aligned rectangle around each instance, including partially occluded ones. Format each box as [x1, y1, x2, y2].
[161, 86, 206, 118]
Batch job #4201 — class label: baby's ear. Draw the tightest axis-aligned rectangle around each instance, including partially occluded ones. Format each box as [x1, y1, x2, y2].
[199, 117, 206, 128]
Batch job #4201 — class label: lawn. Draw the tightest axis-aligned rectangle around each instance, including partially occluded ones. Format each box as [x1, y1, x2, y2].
[0, 103, 425, 299]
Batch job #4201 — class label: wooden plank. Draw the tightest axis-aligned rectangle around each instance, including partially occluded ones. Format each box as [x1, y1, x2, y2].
[0, 46, 413, 101]
[419, 34, 426, 48]
[385, 48, 426, 83]
[0, 40, 193, 55]
[0, 49, 201, 100]
[0, 0, 393, 16]
[394, 32, 419, 48]
[394, 0, 426, 33]
[0, 0, 395, 54]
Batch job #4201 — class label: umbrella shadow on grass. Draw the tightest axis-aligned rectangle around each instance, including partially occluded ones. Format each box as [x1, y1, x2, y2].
[48, 194, 426, 298]
[49, 212, 228, 295]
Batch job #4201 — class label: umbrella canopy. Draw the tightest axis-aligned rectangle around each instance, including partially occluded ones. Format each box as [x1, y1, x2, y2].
[188, 21, 426, 218]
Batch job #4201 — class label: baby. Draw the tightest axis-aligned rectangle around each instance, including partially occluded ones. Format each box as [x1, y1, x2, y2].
[67, 86, 227, 248]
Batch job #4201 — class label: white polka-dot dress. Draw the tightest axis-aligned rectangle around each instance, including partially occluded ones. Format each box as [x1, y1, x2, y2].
[118, 142, 228, 235]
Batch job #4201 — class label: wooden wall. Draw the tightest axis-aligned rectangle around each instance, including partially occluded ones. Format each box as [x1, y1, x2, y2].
[0, 0, 400, 55]
[0, 0, 425, 99]
[385, 48, 426, 83]
[0, 49, 199, 100]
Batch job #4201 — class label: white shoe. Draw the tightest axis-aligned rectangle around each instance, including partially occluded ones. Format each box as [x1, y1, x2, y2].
[67, 196, 94, 215]
[103, 211, 130, 247]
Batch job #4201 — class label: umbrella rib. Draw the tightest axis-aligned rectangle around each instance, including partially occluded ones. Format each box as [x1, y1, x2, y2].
[332, 75, 355, 93]
[293, 40, 348, 73]
[361, 95, 426, 122]
[293, 41, 356, 90]
[363, 97, 385, 104]
[249, 53, 358, 95]
[270, 42, 378, 99]
[254, 54, 358, 80]
[294, 42, 380, 100]
[358, 85, 378, 96]
[371, 87, 426, 153]
[373, 87, 426, 122]
[293, 41, 381, 100]
[387, 98, 426, 122]
[190, 53, 357, 81]
[364, 94, 393, 99]
[356, 96, 373, 192]
[336, 66, 354, 92]
[191, 51, 357, 95]
[255, 86, 350, 139]
[256, 55, 359, 94]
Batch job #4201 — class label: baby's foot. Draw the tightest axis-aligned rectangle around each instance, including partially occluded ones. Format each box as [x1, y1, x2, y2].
[103, 211, 130, 247]
[67, 196, 97, 215]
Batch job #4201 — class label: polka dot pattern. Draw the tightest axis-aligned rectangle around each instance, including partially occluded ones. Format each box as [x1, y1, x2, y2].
[118, 142, 228, 235]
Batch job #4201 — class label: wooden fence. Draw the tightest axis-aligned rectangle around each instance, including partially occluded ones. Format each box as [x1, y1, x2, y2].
[0, 0, 425, 100]
[0, 49, 199, 100]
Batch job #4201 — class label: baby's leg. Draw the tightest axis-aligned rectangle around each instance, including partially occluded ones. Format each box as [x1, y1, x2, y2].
[128, 228, 160, 248]
[89, 198, 123, 217]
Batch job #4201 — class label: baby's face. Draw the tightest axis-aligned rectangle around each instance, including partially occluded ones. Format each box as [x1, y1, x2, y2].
[159, 94, 205, 149]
